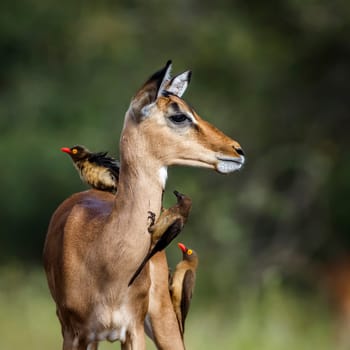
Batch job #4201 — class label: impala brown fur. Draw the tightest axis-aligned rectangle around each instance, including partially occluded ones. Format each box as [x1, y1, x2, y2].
[43, 61, 245, 350]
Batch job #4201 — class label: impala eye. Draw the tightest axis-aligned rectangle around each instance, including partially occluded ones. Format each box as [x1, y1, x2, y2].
[169, 114, 191, 125]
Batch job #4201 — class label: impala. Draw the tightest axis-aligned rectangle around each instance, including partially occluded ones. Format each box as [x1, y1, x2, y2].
[43, 61, 245, 350]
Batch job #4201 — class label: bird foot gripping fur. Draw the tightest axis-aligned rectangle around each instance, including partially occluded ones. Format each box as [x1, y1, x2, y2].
[147, 211, 156, 228]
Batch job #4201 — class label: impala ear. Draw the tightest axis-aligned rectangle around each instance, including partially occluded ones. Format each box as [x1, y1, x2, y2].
[162, 71, 191, 98]
[130, 60, 172, 121]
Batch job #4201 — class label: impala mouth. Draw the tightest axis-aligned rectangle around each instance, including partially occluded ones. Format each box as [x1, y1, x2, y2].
[216, 155, 245, 174]
[172, 158, 215, 170]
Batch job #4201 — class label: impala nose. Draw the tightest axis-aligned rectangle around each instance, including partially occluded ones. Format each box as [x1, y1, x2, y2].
[234, 146, 245, 157]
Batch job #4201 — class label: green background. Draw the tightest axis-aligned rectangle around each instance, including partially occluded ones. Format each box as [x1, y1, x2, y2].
[1, 0, 349, 348]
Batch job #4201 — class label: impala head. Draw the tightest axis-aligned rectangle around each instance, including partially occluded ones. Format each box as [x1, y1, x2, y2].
[61, 145, 91, 161]
[122, 61, 245, 186]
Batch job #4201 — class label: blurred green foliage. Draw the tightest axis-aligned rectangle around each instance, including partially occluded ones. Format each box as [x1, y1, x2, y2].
[0, 265, 334, 349]
[1, 0, 350, 348]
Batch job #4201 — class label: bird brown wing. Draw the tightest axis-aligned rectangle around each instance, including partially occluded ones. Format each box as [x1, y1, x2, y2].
[128, 218, 184, 286]
[151, 218, 184, 253]
[180, 269, 194, 333]
[89, 152, 120, 179]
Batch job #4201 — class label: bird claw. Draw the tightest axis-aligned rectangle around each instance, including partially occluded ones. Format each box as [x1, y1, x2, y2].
[147, 211, 156, 228]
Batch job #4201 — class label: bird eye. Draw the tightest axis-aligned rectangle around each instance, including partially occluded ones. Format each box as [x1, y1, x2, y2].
[72, 149, 78, 154]
[187, 249, 193, 255]
[169, 114, 190, 125]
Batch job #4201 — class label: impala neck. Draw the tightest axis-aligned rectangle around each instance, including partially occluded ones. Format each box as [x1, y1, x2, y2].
[113, 115, 165, 223]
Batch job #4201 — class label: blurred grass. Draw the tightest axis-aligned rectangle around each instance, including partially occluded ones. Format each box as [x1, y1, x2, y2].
[0, 264, 334, 350]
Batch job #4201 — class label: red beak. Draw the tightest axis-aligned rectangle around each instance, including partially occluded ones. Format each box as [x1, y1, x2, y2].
[61, 147, 71, 154]
[178, 242, 187, 253]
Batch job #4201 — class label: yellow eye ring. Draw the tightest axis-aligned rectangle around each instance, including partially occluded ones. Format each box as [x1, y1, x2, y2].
[72, 149, 78, 154]
[187, 249, 193, 255]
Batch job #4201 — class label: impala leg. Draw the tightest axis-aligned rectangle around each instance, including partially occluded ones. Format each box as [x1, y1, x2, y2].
[132, 327, 146, 350]
[62, 331, 76, 350]
[121, 326, 145, 350]
[62, 330, 99, 350]
[87, 342, 99, 350]
[147, 253, 185, 350]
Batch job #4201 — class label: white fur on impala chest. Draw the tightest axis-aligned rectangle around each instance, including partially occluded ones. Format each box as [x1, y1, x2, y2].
[87, 305, 131, 344]
[159, 166, 168, 189]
